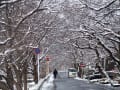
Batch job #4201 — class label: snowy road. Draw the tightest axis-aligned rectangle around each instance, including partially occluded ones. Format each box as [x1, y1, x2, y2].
[40, 71, 120, 90]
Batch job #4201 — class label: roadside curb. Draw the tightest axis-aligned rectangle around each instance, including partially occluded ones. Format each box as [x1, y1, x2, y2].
[29, 74, 51, 90]
[38, 74, 51, 90]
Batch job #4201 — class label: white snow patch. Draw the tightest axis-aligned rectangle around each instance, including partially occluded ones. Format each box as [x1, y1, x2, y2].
[0, 53, 4, 56]
[0, 38, 11, 45]
[29, 74, 51, 90]
[75, 77, 88, 82]
[4, 49, 16, 55]
[29, 78, 45, 90]
[0, 30, 6, 32]
[1, 0, 18, 4]
[41, 74, 54, 90]
[58, 13, 65, 19]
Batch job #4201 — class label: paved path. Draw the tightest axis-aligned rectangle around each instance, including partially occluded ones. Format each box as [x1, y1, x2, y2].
[40, 71, 120, 90]
[54, 72, 120, 90]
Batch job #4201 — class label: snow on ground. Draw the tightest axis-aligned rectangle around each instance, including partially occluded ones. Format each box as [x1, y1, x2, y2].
[41, 74, 54, 90]
[75, 77, 89, 82]
[29, 74, 51, 90]
[75, 77, 112, 87]
[28, 79, 45, 90]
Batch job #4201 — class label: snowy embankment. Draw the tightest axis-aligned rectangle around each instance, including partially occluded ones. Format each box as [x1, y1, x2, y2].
[29, 74, 51, 90]
[75, 77, 111, 87]
[40, 74, 54, 90]
[75, 77, 89, 82]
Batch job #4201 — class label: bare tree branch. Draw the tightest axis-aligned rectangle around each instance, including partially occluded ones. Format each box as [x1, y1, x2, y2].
[81, 0, 118, 11]
[97, 38, 120, 65]
[0, 0, 22, 8]
[15, 7, 47, 31]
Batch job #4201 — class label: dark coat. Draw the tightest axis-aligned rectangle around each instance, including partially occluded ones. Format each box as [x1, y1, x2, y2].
[53, 69, 58, 78]
[53, 69, 58, 75]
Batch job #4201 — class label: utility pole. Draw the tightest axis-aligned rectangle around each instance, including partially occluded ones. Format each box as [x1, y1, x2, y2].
[34, 48, 41, 81]
[32, 55, 38, 83]
[46, 56, 50, 75]
[37, 54, 40, 80]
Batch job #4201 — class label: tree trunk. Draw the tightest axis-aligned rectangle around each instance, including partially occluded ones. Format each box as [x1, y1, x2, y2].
[0, 81, 9, 90]
[23, 62, 28, 90]
[5, 4, 14, 90]
[6, 65, 14, 90]
[12, 64, 22, 90]
[32, 55, 38, 83]
[15, 71, 23, 90]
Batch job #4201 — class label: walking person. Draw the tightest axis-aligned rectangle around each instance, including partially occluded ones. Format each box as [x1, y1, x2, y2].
[53, 69, 58, 79]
